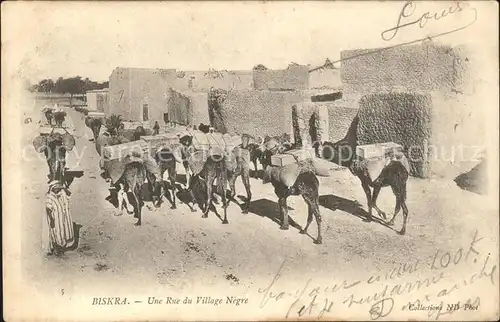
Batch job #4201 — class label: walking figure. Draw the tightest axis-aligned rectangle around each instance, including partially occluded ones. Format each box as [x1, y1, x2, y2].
[44, 180, 75, 256]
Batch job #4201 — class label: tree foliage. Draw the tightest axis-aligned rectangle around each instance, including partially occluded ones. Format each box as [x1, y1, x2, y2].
[253, 64, 268, 71]
[28, 76, 109, 94]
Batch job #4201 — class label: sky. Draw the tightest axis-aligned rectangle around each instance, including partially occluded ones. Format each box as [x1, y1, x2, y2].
[2, 1, 497, 84]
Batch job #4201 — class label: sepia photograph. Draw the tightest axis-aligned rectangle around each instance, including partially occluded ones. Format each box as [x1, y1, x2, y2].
[2, 1, 499, 321]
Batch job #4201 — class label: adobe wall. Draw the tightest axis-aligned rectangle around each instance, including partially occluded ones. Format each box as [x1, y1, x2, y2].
[326, 102, 359, 144]
[173, 70, 253, 92]
[208, 89, 303, 138]
[108, 68, 176, 122]
[166, 88, 191, 125]
[166, 89, 210, 126]
[357, 92, 433, 178]
[428, 91, 485, 179]
[308, 69, 341, 90]
[253, 65, 309, 91]
[86, 92, 98, 111]
[86, 91, 109, 114]
[357, 90, 485, 179]
[292, 102, 330, 148]
[341, 43, 473, 101]
[186, 91, 210, 126]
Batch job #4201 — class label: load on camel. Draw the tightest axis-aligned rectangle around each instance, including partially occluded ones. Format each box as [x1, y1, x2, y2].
[321, 115, 411, 235]
[96, 115, 163, 225]
[174, 129, 245, 222]
[33, 128, 76, 186]
[258, 135, 332, 245]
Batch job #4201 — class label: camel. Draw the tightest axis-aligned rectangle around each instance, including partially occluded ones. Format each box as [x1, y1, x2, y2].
[154, 147, 179, 209]
[196, 154, 229, 223]
[85, 116, 102, 142]
[96, 114, 163, 223]
[321, 115, 410, 235]
[118, 158, 159, 226]
[225, 134, 256, 214]
[33, 130, 76, 185]
[260, 146, 323, 244]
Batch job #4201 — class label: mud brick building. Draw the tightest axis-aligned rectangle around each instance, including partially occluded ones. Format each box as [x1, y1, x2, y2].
[339, 42, 481, 179]
[209, 89, 304, 138]
[340, 42, 474, 101]
[107, 67, 252, 125]
[108, 67, 177, 124]
[253, 64, 309, 91]
[85, 89, 109, 114]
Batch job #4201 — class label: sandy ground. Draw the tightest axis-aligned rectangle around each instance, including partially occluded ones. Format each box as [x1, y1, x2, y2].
[17, 107, 499, 320]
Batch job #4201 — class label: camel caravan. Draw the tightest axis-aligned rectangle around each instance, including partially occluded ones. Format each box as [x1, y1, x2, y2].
[32, 107, 411, 245]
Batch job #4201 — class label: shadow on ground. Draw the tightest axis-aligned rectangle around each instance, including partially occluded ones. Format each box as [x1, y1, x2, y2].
[247, 198, 302, 231]
[319, 194, 393, 229]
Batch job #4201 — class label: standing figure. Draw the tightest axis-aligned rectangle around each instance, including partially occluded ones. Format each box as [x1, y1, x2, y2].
[44, 110, 53, 125]
[153, 121, 160, 135]
[44, 180, 75, 256]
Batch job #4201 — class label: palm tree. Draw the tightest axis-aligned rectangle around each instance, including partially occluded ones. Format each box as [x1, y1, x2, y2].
[105, 114, 123, 135]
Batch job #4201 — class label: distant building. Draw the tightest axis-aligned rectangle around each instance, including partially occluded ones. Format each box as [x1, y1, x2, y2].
[107, 67, 253, 124]
[338, 42, 482, 179]
[253, 64, 309, 91]
[86, 89, 109, 113]
[308, 68, 341, 91]
[174, 70, 253, 92]
[108, 67, 177, 124]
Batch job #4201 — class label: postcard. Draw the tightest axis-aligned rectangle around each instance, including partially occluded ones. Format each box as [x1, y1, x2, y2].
[2, 1, 499, 321]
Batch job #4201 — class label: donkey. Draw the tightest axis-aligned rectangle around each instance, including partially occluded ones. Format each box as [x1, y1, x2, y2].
[321, 115, 410, 235]
[260, 146, 323, 245]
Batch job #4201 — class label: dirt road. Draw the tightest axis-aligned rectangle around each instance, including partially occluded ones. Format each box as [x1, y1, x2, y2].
[18, 107, 498, 320]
